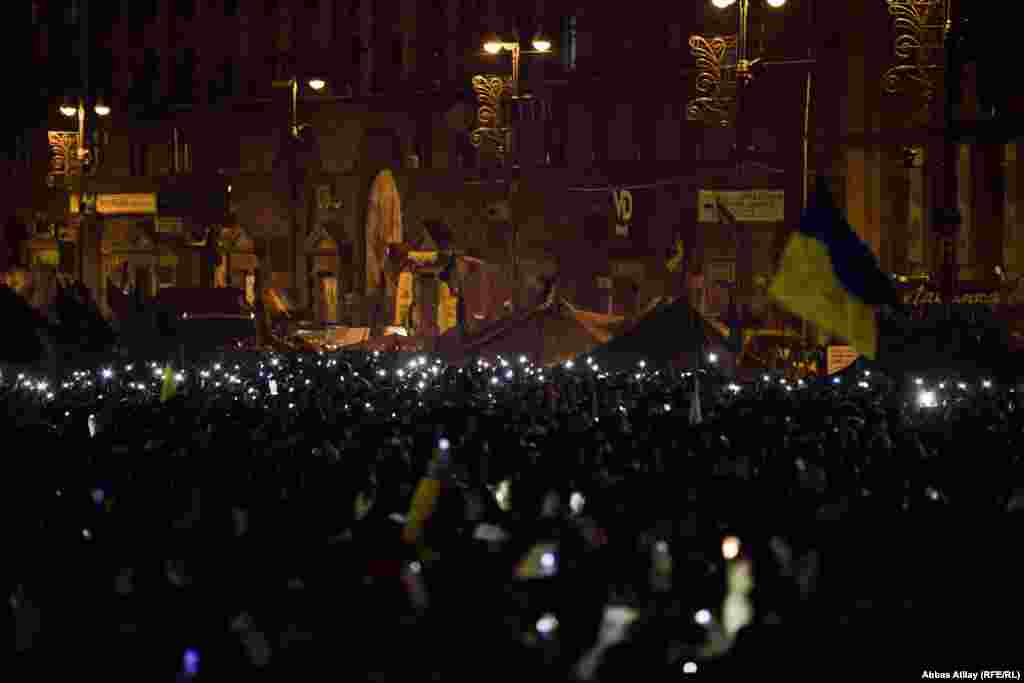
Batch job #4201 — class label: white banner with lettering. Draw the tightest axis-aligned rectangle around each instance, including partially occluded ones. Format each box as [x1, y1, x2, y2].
[698, 190, 784, 223]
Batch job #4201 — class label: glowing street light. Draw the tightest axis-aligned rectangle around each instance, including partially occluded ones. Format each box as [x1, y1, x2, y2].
[483, 32, 504, 54]
[531, 30, 553, 53]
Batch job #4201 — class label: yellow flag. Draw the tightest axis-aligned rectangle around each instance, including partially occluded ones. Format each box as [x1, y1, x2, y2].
[666, 237, 686, 273]
[438, 282, 458, 334]
[161, 365, 177, 403]
[401, 478, 442, 546]
[394, 272, 414, 327]
[401, 450, 445, 548]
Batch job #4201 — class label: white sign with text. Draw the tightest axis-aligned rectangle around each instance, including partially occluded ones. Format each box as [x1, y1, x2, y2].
[698, 190, 784, 223]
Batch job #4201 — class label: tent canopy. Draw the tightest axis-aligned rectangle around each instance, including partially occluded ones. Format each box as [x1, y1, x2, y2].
[153, 287, 248, 316]
[440, 298, 626, 367]
[0, 283, 49, 364]
[583, 296, 732, 372]
[348, 332, 429, 353]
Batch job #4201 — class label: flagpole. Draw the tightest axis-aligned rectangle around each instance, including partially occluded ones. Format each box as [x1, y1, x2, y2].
[800, 29, 814, 347]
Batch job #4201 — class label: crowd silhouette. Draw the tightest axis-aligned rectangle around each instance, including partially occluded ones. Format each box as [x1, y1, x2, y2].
[6, 350, 1023, 680]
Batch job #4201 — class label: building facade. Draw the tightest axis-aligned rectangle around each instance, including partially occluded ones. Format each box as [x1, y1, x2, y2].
[7, 0, 1022, 333]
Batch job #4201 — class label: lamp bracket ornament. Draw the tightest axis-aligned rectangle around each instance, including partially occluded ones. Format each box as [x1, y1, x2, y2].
[687, 34, 739, 127]
[47, 131, 82, 187]
[470, 74, 511, 155]
[882, 0, 948, 121]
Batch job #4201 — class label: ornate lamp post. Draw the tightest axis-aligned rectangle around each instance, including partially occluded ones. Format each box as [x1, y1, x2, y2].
[881, 0, 958, 309]
[471, 31, 552, 161]
[688, 0, 804, 340]
[471, 30, 553, 309]
[271, 74, 326, 313]
[58, 94, 111, 294]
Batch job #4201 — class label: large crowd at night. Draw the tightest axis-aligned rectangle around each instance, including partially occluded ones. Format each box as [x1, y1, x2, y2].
[7, 349, 1023, 680]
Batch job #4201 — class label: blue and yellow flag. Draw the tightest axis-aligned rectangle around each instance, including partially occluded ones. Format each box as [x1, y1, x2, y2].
[768, 177, 897, 360]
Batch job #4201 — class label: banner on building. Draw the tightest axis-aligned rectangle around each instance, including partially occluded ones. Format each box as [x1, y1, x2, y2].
[98, 194, 158, 215]
[698, 190, 784, 223]
[72, 193, 158, 215]
[395, 272, 414, 327]
[438, 282, 458, 334]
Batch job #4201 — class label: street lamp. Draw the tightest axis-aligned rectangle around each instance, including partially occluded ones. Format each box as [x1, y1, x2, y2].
[691, 0, 809, 347]
[483, 33, 504, 55]
[479, 33, 552, 94]
[531, 30, 553, 53]
[59, 94, 111, 161]
[273, 75, 328, 139]
[271, 74, 328, 312]
[472, 32, 553, 310]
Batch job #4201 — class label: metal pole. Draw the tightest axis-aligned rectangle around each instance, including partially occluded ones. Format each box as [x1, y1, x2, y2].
[288, 76, 305, 312]
[733, 0, 752, 336]
[291, 78, 299, 138]
[77, 99, 86, 160]
[941, 0, 960, 319]
[801, 1, 815, 345]
[78, 0, 91, 291]
[738, 0, 749, 71]
[508, 44, 521, 310]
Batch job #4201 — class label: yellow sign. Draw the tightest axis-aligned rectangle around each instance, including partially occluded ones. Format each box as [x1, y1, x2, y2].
[439, 282, 458, 334]
[395, 272, 414, 327]
[98, 193, 158, 215]
[71, 193, 158, 215]
[408, 251, 439, 266]
[827, 345, 860, 375]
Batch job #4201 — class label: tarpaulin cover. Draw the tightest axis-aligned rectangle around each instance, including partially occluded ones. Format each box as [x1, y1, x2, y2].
[153, 287, 248, 316]
[584, 296, 733, 372]
[0, 282, 49, 363]
[457, 256, 516, 335]
[263, 288, 294, 316]
[348, 333, 430, 353]
[439, 297, 626, 367]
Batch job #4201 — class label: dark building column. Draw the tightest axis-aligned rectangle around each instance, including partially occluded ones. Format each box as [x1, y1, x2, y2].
[973, 143, 1003, 281]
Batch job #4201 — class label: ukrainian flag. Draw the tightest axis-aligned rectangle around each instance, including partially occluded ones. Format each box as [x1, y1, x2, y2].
[768, 177, 897, 360]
